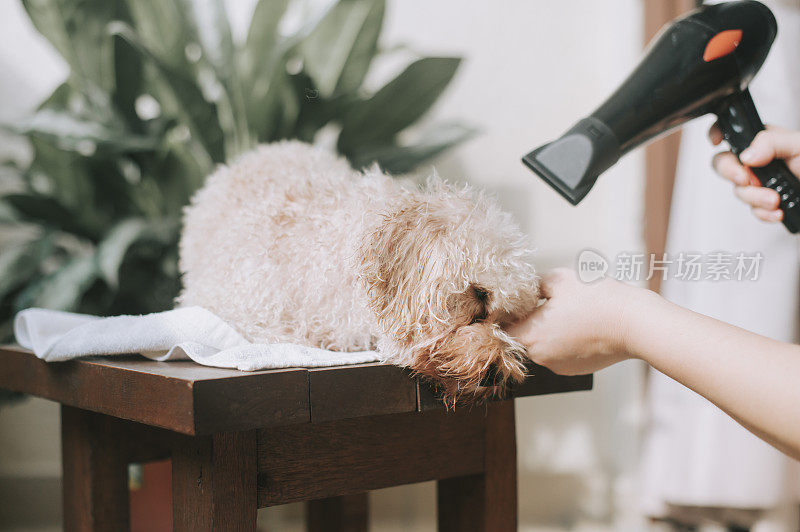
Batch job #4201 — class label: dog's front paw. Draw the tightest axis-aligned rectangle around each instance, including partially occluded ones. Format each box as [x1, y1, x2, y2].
[407, 325, 528, 406]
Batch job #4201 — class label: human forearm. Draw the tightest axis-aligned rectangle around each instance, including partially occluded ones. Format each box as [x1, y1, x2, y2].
[511, 269, 800, 459]
[626, 291, 800, 459]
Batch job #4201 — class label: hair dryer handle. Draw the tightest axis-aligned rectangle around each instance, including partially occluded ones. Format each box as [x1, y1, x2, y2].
[716, 89, 800, 233]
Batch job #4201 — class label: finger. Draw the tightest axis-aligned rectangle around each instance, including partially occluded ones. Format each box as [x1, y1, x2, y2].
[740, 129, 800, 167]
[708, 123, 724, 145]
[752, 207, 783, 223]
[539, 267, 573, 298]
[734, 185, 781, 210]
[709, 123, 789, 146]
[765, 126, 800, 176]
[504, 318, 529, 340]
[505, 304, 547, 344]
[764, 124, 791, 133]
[537, 277, 552, 299]
[538, 272, 564, 299]
[712, 151, 750, 186]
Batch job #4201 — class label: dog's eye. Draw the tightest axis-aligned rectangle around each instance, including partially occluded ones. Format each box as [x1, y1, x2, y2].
[473, 286, 489, 304]
[469, 285, 490, 324]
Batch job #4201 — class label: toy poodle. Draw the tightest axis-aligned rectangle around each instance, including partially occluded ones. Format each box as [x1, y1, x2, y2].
[178, 141, 539, 403]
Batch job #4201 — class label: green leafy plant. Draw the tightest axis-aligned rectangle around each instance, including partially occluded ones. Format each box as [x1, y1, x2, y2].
[0, 0, 474, 342]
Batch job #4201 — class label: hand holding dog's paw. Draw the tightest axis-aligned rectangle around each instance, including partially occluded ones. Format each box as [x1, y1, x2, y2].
[506, 268, 646, 375]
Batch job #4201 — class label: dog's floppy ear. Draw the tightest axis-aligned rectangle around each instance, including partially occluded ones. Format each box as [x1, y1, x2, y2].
[356, 196, 454, 343]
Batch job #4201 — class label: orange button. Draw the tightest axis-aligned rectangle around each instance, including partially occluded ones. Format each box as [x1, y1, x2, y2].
[703, 29, 743, 62]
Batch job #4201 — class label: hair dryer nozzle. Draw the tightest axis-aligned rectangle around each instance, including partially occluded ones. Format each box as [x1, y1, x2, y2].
[522, 118, 620, 205]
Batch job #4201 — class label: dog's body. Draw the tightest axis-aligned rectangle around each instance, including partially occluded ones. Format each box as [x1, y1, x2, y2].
[179, 141, 539, 402]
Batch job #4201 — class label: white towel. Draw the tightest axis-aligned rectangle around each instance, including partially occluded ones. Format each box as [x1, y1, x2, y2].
[13, 307, 380, 371]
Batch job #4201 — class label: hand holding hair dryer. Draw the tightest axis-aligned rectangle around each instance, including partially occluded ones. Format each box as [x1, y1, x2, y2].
[523, 0, 800, 233]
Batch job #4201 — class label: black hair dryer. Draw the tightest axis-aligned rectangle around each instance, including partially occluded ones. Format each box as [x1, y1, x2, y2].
[523, 0, 800, 233]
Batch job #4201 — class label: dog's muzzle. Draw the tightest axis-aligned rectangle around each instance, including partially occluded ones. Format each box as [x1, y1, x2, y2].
[479, 363, 502, 387]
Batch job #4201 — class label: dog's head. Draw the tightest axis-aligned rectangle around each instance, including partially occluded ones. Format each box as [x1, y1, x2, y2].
[357, 179, 539, 404]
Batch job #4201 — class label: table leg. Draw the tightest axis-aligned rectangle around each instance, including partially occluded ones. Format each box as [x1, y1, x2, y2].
[171, 431, 257, 531]
[436, 400, 517, 531]
[306, 492, 369, 532]
[61, 405, 131, 532]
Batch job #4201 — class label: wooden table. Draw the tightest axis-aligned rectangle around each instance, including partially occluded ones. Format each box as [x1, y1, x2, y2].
[0, 345, 592, 531]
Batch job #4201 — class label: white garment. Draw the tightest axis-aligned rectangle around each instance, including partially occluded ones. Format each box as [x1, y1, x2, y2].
[12, 307, 379, 370]
[639, 0, 800, 518]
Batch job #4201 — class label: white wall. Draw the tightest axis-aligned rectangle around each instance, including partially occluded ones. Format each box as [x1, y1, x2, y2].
[0, 1, 649, 529]
[382, 0, 645, 264]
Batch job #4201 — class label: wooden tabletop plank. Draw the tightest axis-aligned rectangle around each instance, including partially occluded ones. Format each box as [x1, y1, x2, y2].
[0, 346, 593, 434]
[0, 347, 198, 434]
[0, 346, 310, 435]
[307, 363, 418, 423]
[193, 371, 310, 434]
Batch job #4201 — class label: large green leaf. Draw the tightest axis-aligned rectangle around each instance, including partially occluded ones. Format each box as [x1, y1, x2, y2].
[37, 81, 81, 112]
[245, 1, 339, 141]
[124, 0, 195, 70]
[239, 0, 292, 144]
[0, 203, 17, 225]
[337, 57, 462, 153]
[287, 71, 338, 140]
[112, 30, 145, 130]
[22, 0, 121, 111]
[182, 0, 252, 155]
[5, 109, 157, 154]
[351, 123, 478, 173]
[27, 136, 94, 213]
[241, 0, 291, 86]
[334, 0, 384, 95]
[301, 0, 384, 97]
[15, 253, 98, 312]
[4, 194, 99, 240]
[183, 0, 234, 78]
[0, 237, 55, 302]
[96, 218, 148, 287]
[84, 158, 139, 222]
[0, 164, 25, 195]
[110, 22, 225, 164]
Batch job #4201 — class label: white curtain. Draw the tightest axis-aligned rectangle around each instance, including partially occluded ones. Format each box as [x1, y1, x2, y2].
[639, 0, 800, 528]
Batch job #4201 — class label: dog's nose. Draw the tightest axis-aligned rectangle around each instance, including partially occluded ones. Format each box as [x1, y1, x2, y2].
[479, 363, 502, 387]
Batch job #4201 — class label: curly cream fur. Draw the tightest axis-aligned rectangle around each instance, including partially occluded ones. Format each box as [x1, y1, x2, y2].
[178, 141, 539, 403]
